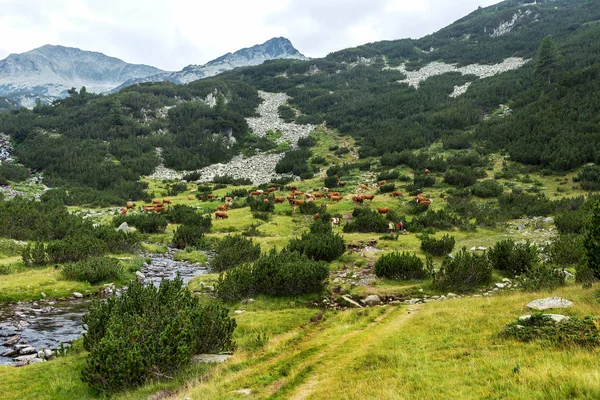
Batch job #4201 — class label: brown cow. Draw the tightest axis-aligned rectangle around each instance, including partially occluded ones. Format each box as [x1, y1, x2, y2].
[290, 186, 298, 191]
[425, 169, 430, 174]
[268, 187, 276, 192]
[328, 192, 341, 198]
[391, 191, 403, 197]
[377, 207, 390, 214]
[217, 204, 229, 211]
[293, 200, 305, 206]
[338, 181, 346, 187]
[313, 213, 320, 221]
[256, 189, 264, 195]
[323, 187, 329, 193]
[263, 198, 270, 204]
[313, 193, 324, 199]
[377, 180, 387, 187]
[197, 195, 203, 200]
[443, 196, 448, 202]
[152, 199, 162, 205]
[225, 197, 233, 203]
[330, 196, 342, 202]
[163, 198, 172, 204]
[188, 196, 194, 201]
[120, 207, 128, 216]
[363, 194, 375, 201]
[352, 195, 364, 204]
[360, 184, 369, 190]
[330, 217, 340, 226]
[126, 202, 135, 209]
[143, 206, 156, 212]
[274, 196, 286, 204]
[215, 211, 228, 219]
[207, 194, 215, 201]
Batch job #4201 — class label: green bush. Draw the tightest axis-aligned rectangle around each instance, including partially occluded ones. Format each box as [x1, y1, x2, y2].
[555, 209, 588, 234]
[21, 241, 47, 267]
[216, 249, 329, 301]
[166, 205, 211, 229]
[584, 202, 600, 279]
[172, 224, 206, 249]
[471, 179, 503, 198]
[575, 165, 600, 191]
[298, 201, 324, 215]
[61, 257, 124, 284]
[378, 183, 396, 193]
[418, 234, 455, 256]
[501, 314, 600, 349]
[377, 170, 399, 181]
[343, 208, 388, 233]
[517, 262, 566, 291]
[374, 252, 428, 280]
[487, 239, 539, 276]
[444, 167, 477, 187]
[287, 219, 345, 262]
[211, 235, 261, 272]
[113, 213, 168, 234]
[548, 234, 585, 268]
[498, 190, 554, 218]
[433, 248, 492, 293]
[409, 209, 472, 231]
[46, 235, 107, 263]
[247, 196, 275, 212]
[82, 276, 236, 393]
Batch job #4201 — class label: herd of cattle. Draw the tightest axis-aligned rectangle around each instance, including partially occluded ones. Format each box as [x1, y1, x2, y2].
[119, 180, 435, 223]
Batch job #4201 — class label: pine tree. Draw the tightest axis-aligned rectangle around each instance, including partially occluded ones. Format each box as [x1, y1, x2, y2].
[584, 202, 600, 279]
[534, 36, 559, 86]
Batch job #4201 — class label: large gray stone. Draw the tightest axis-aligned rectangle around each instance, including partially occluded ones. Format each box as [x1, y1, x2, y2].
[19, 346, 37, 355]
[527, 297, 573, 311]
[3, 335, 20, 346]
[72, 292, 84, 299]
[193, 354, 232, 363]
[362, 295, 382, 306]
[519, 314, 570, 323]
[135, 271, 146, 282]
[117, 222, 130, 233]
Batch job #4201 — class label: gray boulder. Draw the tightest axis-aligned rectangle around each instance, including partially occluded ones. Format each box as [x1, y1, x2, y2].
[362, 295, 382, 306]
[527, 297, 573, 311]
[135, 271, 146, 282]
[72, 292, 83, 299]
[117, 222, 130, 233]
[519, 314, 570, 323]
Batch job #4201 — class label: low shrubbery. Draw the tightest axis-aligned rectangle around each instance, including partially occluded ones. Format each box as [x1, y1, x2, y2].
[418, 234, 455, 256]
[444, 167, 478, 188]
[502, 314, 600, 349]
[498, 190, 554, 218]
[487, 239, 539, 276]
[433, 248, 492, 293]
[516, 262, 566, 291]
[547, 234, 585, 268]
[211, 235, 261, 272]
[378, 183, 396, 193]
[216, 249, 329, 301]
[471, 179, 503, 198]
[247, 196, 275, 212]
[374, 252, 429, 280]
[82, 276, 236, 393]
[409, 209, 473, 232]
[343, 208, 388, 233]
[555, 209, 588, 234]
[61, 257, 124, 284]
[172, 224, 207, 249]
[287, 219, 345, 262]
[113, 213, 168, 234]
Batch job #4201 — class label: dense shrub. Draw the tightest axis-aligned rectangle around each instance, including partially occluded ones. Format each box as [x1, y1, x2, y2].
[487, 239, 539, 276]
[166, 182, 187, 196]
[433, 248, 492, 293]
[548, 234, 585, 268]
[502, 314, 600, 349]
[343, 208, 388, 233]
[46, 235, 107, 263]
[82, 276, 236, 393]
[517, 262, 566, 291]
[0, 164, 30, 184]
[247, 196, 275, 212]
[584, 202, 600, 279]
[297, 136, 317, 148]
[471, 179, 503, 198]
[409, 209, 472, 232]
[216, 249, 329, 301]
[172, 224, 206, 249]
[312, 156, 326, 165]
[323, 175, 339, 188]
[287, 219, 345, 262]
[182, 171, 200, 181]
[418, 234, 455, 256]
[113, 213, 168, 234]
[211, 235, 261, 272]
[575, 165, 600, 191]
[61, 257, 124, 284]
[378, 183, 396, 193]
[498, 190, 554, 218]
[21, 242, 47, 267]
[278, 104, 296, 122]
[275, 148, 311, 176]
[555, 209, 588, 234]
[374, 252, 428, 280]
[298, 201, 324, 215]
[444, 168, 478, 187]
[166, 205, 211, 228]
[377, 170, 399, 181]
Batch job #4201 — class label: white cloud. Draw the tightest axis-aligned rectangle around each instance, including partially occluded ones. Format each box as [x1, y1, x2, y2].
[0, 0, 503, 70]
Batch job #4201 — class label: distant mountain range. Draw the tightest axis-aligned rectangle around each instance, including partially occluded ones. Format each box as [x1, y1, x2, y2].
[0, 37, 306, 108]
[113, 37, 307, 91]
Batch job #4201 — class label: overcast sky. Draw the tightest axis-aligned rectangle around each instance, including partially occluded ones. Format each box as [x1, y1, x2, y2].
[0, 0, 503, 71]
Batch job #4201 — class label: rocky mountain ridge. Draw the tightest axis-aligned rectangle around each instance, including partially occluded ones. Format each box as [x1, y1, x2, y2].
[113, 37, 307, 90]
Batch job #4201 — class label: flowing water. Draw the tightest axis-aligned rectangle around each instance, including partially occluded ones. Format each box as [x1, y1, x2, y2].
[0, 250, 210, 365]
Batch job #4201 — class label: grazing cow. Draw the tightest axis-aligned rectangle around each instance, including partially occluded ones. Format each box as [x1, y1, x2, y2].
[425, 169, 430, 174]
[225, 197, 233, 203]
[392, 191, 403, 197]
[152, 199, 162, 205]
[196, 195, 203, 200]
[377, 180, 387, 187]
[313, 193, 324, 199]
[126, 202, 135, 209]
[120, 207, 128, 216]
[163, 199, 172, 204]
[338, 181, 346, 187]
[256, 189, 264, 195]
[286, 195, 295, 201]
[294, 200, 305, 206]
[207, 194, 215, 201]
[143, 206, 156, 212]
[274, 196, 286, 204]
[360, 184, 369, 190]
[419, 200, 431, 208]
[187, 196, 194, 201]
[305, 193, 313, 199]
[352, 195, 364, 204]
[290, 186, 298, 191]
[330, 217, 340, 227]
[294, 191, 304, 196]
[377, 207, 390, 214]
[217, 204, 228, 211]
[215, 211, 228, 219]
[263, 198, 270, 204]
[313, 213, 320, 221]
[323, 187, 329, 193]
[443, 196, 448, 202]
[363, 194, 375, 201]
[268, 187, 276, 192]
[328, 191, 341, 198]
[330, 195, 342, 203]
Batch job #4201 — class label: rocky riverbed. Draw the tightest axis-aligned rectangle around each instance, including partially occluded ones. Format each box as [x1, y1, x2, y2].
[0, 249, 209, 366]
